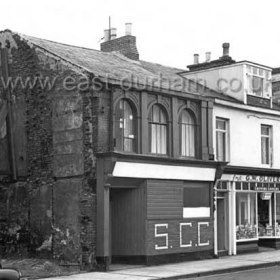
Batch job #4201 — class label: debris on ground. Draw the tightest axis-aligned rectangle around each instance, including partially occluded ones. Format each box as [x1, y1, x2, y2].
[2, 258, 81, 279]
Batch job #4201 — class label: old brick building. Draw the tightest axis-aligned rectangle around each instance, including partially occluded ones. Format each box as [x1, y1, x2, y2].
[0, 27, 233, 269]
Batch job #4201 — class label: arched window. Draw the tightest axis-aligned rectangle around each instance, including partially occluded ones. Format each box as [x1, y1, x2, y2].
[114, 99, 136, 152]
[149, 104, 167, 154]
[179, 110, 196, 157]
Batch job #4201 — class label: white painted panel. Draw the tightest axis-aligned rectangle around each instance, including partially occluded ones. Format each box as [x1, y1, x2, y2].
[112, 162, 216, 181]
[183, 207, 210, 218]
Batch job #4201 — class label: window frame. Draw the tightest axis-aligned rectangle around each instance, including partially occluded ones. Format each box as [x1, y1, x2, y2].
[215, 117, 230, 162]
[247, 65, 271, 98]
[148, 104, 168, 155]
[261, 124, 272, 166]
[183, 183, 211, 218]
[179, 109, 197, 158]
[114, 98, 137, 153]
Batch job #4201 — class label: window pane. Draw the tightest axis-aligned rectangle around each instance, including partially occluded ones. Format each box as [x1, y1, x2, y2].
[183, 183, 210, 207]
[216, 119, 226, 130]
[216, 118, 229, 161]
[180, 110, 195, 157]
[261, 125, 271, 164]
[261, 137, 269, 164]
[252, 76, 263, 96]
[236, 193, 257, 240]
[149, 105, 167, 154]
[261, 125, 269, 136]
[115, 99, 135, 152]
[216, 131, 226, 161]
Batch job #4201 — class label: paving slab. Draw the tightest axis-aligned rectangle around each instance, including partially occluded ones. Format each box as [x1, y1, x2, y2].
[39, 250, 280, 280]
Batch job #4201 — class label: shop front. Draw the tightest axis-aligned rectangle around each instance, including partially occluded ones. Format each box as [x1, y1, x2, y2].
[96, 153, 223, 269]
[215, 173, 280, 256]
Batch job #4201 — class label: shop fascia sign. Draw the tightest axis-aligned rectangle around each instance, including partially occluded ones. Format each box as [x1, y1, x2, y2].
[233, 175, 280, 191]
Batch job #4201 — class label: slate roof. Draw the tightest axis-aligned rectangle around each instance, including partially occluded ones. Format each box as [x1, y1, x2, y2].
[14, 32, 236, 102]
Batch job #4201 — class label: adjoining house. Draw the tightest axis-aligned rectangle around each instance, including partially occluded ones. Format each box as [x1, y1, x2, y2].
[0, 25, 231, 270]
[182, 44, 280, 256]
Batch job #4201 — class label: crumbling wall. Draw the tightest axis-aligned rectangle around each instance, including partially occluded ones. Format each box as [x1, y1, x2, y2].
[0, 182, 29, 257]
[0, 31, 99, 269]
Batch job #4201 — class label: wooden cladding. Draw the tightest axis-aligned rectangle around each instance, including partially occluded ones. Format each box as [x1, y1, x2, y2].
[147, 180, 183, 219]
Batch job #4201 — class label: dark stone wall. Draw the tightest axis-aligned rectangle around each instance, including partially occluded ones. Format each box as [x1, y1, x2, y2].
[0, 32, 99, 268]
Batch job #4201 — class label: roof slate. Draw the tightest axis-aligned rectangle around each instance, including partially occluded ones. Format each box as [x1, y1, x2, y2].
[14, 32, 236, 102]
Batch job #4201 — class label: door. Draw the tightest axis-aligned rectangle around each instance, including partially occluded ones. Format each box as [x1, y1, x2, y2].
[217, 197, 226, 251]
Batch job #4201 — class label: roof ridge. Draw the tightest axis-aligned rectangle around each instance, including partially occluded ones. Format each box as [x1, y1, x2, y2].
[19, 32, 101, 52]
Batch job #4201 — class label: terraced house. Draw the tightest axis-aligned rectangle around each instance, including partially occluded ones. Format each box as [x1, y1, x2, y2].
[183, 44, 280, 256]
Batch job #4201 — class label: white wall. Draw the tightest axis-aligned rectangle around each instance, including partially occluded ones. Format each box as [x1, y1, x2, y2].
[213, 104, 280, 169]
[183, 64, 245, 102]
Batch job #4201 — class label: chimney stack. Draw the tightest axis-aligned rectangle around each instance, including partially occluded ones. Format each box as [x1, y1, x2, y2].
[222, 43, 230, 57]
[205, 52, 211, 62]
[100, 23, 139, 60]
[193, 54, 199, 64]
[125, 23, 132, 35]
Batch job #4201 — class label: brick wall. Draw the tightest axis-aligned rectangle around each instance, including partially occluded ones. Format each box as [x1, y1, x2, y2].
[0, 32, 102, 268]
[100, 35, 139, 60]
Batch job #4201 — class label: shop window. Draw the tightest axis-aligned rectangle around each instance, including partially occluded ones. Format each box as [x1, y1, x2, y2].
[114, 99, 136, 152]
[216, 118, 229, 161]
[149, 104, 167, 155]
[236, 193, 257, 240]
[179, 110, 196, 157]
[261, 125, 272, 165]
[183, 183, 210, 218]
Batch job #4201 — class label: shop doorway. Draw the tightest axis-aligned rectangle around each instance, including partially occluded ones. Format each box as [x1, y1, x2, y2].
[258, 193, 274, 236]
[217, 196, 226, 252]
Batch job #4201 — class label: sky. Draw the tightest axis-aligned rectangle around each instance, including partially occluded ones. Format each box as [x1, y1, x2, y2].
[0, 0, 279, 69]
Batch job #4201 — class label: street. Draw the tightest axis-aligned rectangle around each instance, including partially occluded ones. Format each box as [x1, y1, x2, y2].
[188, 266, 280, 280]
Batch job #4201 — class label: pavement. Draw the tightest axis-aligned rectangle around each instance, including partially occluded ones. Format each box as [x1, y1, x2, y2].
[39, 250, 280, 280]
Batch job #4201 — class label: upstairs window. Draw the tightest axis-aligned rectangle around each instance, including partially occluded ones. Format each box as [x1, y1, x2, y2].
[114, 99, 136, 152]
[149, 104, 167, 154]
[179, 110, 196, 157]
[247, 66, 271, 98]
[216, 118, 229, 161]
[261, 125, 272, 165]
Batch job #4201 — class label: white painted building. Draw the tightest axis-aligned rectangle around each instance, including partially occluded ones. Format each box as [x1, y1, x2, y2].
[182, 44, 280, 257]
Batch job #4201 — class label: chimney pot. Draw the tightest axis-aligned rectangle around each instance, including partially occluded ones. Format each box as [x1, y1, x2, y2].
[205, 51, 211, 62]
[110, 28, 117, 39]
[125, 23, 132, 35]
[222, 42, 230, 57]
[194, 54, 199, 64]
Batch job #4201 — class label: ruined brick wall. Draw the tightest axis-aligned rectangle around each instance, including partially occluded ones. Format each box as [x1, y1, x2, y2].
[0, 32, 101, 268]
